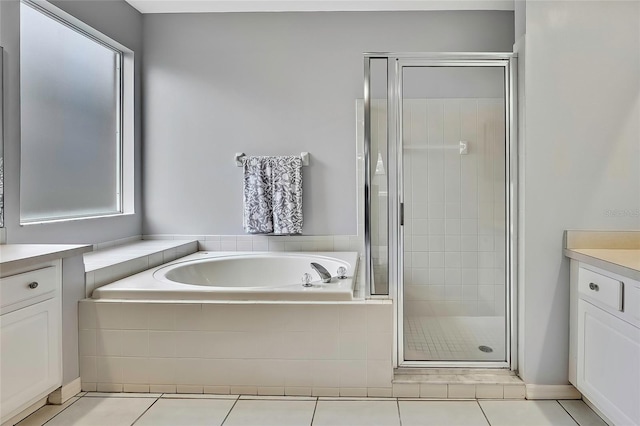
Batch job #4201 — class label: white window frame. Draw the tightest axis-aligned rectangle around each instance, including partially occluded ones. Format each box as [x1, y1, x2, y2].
[19, 0, 135, 225]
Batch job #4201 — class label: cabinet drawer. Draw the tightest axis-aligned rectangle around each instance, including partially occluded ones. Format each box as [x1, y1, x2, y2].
[578, 267, 623, 311]
[0, 267, 57, 309]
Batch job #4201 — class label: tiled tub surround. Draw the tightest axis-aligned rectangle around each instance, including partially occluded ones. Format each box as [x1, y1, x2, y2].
[143, 234, 364, 254]
[78, 300, 393, 397]
[84, 240, 199, 298]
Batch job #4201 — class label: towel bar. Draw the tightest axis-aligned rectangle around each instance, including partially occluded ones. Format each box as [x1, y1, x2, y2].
[404, 141, 468, 155]
[235, 152, 310, 167]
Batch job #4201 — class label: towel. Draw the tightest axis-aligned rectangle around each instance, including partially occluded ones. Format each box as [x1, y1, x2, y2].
[242, 156, 273, 234]
[242, 156, 303, 234]
[270, 156, 303, 234]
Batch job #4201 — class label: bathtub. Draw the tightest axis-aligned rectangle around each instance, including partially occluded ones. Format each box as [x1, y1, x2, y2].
[91, 251, 359, 301]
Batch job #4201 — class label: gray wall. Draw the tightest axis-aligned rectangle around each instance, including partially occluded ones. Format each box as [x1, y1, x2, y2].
[142, 11, 515, 235]
[514, 0, 525, 40]
[519, 0, 640, 385]
[0, 0, 143, 244]
[402, 66, 505, 98]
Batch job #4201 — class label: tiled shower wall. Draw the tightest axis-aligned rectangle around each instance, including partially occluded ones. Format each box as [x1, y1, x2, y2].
[402, 98, 506, 317]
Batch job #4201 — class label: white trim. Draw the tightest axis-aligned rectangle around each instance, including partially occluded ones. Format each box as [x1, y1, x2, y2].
[513, 35, 526, 382]
[19, 0, 136, 225]
[525, 384, 581, 400]
[125, 0, 515, 14]
[20, 212, 136, 227]
[48, 377, 82, 405]
[507, 55, 518, 371]
[22, 0, 132, 53]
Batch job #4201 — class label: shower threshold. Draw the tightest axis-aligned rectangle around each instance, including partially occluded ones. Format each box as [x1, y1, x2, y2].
[392, 367, 524, 399]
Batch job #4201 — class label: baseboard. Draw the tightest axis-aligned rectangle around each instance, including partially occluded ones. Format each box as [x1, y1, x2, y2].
[48, 377, 82, 405]
[525, 384, 581, 400]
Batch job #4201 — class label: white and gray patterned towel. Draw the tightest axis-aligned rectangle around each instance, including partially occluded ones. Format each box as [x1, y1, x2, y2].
[242, 156, 303, 235]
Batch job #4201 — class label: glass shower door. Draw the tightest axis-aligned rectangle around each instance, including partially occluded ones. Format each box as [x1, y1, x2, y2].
[400, 65, 509, 363]
[364, 57, 391, 297]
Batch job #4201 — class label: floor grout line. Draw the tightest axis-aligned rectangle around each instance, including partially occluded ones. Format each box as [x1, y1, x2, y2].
[555, 400, 581, 426]
[219, 395, 240, 426]
[396, 398, 403, 426]
[38, 395, 83, 426]
[476, 399, 492, 426]
[310, 397, 319, 426]
[129, 395, 162, 426]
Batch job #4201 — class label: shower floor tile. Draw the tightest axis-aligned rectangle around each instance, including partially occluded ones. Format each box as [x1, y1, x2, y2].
[404, 316, 505, 361]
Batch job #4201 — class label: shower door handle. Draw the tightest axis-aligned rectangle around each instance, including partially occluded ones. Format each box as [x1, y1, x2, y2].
[400, 203, 404, 226]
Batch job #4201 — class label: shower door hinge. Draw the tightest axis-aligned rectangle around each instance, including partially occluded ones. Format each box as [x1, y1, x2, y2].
[400, 203, 404, 226]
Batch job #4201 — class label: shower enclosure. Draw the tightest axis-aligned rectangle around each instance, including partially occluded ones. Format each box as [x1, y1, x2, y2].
[364, 53, 517, 368]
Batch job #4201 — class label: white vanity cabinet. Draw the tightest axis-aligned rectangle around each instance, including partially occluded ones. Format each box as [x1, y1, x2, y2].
[569, 261, 640, 426]
[0, 261, 62, 424]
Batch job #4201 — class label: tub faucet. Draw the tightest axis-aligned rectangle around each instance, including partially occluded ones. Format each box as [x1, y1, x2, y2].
[310, 262, 332, 283]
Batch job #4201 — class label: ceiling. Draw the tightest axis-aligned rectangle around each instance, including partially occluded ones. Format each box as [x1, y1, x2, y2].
[124, 0, 515, 14]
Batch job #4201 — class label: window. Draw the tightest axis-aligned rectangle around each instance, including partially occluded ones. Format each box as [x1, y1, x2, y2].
[19, 0, 132, 223]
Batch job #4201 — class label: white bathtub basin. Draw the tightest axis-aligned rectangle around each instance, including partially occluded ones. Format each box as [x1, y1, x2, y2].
[91, 252, 359, 301]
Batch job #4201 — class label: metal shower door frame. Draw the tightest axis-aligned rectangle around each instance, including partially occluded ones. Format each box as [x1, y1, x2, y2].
[364, 53, 518, 370]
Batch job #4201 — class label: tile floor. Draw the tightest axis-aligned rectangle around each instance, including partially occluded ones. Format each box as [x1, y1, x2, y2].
[15, 393, 607, 426]
[404, 316, 505, 361]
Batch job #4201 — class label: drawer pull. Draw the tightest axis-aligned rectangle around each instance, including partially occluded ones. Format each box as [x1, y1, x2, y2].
[27, 282, 39, 289]
[589, 282, 599, 292]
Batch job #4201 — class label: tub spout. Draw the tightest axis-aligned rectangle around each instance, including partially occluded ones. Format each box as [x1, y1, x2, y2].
[310, 262, 332, 283]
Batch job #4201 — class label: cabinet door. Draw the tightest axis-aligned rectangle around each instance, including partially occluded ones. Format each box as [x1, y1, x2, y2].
[578, 300, 640, 426]
[0, 298, 61, 422]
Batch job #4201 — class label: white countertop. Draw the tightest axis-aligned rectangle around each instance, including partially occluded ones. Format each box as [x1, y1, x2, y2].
[0, 244, 93, 269]
[564, 230, 640, 280]
[570, 248, 640, 271]
[564, 248, 640, 281]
